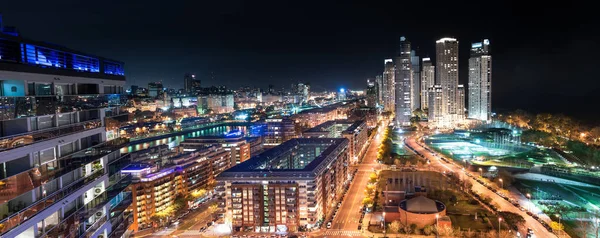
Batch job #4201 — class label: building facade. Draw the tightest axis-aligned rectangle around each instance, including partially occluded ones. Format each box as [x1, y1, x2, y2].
[468, 39, 492, 121]
[180, 135, 251, 165]
[216, 138, 350, 232]
[394, 37, 412, 126]
[198, 93, 235, 114]
[366, 78, 378, 108]
[263, 117, 296, 147]
[302, 120, 368, 164]
[382, 59, 395, 112]
[123, 145, 232, 231]
[0, 29, 132, 238]
[410, 50, 420, 111]
[420, 58, 435, 110]
[427, 85, 444, 124]
[434, 37, 462, 126]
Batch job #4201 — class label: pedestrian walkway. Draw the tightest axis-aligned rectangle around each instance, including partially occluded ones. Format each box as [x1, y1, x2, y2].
[322, 230, 363, 237]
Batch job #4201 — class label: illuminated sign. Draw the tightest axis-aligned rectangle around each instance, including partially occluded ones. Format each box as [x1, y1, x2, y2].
[472, 42, 483, 48]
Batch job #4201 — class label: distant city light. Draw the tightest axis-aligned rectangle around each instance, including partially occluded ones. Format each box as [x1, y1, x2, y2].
[340, 88, 345, 93]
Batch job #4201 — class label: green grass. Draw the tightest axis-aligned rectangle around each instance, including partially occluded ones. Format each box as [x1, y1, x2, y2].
[449, 214, 492, 231]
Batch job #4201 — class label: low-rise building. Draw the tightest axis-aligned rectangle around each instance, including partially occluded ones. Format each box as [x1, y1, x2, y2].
[303, 120, 368, 163]
[216, 138, 350, 232]
[180, 134, 251, 165]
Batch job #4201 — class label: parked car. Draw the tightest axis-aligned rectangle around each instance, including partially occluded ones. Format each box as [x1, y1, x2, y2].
[327, 222, 332, 229]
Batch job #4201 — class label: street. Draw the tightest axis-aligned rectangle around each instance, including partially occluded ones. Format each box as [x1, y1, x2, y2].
[405, 136, 557, 238]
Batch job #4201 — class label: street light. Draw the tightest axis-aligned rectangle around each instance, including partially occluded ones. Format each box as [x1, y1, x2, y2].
[498, 217, 502, 238]
[499, 178, 503, 189]
[526, 193, 531, 212]
[478, 168, 483, 177]
[555, 214, 562, 238]
[383, 212, 386, 237]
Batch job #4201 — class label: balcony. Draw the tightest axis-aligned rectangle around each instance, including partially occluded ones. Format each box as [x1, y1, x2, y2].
[0, 94, 127, 121]
[0, 169, 105, 236]
[0, 119, 102, 152]
[108, 212, 132, 238]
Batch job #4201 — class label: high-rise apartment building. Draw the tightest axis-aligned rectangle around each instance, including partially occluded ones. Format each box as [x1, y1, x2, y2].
[421, 58, 435, 110]
[427, 85, 444, 123]
[434, 37, 461, 126]
[366, 78, 378, 108]
[382, 59, 395, 112]
[457, 84, 465, 118]
[394, 37, 412, 126]
[468, 39, 492, 121]
[411, 50, 421, 111]
[375, 75, 383, 106]
[0, 28, 132, 238]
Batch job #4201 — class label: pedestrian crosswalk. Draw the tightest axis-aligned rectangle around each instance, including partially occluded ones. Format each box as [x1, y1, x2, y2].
[322, 230, 363, 237]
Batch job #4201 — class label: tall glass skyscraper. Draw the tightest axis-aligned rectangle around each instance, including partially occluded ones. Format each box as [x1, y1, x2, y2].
[468, 39, 492, 121]
[394, 36, 412, 126]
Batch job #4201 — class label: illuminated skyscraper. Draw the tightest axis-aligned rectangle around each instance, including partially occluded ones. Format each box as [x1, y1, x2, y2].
[375, 75, 383, 106]
[468, 39, 492, 121]
[394, 36, 412, 126]
[382, 59, 395, 112]
[411, 50, 421, 110]
[421, 58, 435, 110]
[366, 78, 378, 108]
[435, 37, 461, 125]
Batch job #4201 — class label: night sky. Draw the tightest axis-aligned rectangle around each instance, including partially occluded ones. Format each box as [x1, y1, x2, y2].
[1, 1, 598, 120]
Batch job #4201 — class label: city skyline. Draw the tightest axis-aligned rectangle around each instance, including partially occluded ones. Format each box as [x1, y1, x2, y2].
[1, 1, 597, 119]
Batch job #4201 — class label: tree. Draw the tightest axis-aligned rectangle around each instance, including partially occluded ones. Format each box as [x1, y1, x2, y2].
[362, 197, 373, 206]
[422, 225, 433, 235]
[498, 211, 525, 227]
[209, 203, 218, 213]
[368, 172, 378, 184]
[551, 221, 564, 232]
[388, 220, 401, 233]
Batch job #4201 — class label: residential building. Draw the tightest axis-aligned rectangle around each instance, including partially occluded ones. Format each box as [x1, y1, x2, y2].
[0, 26, 132, 238]
[302, 120, 368, 163]
[434, 37, 461, 126]
[427, 85, 444, 124]
[394, 37, 412, 126]
[180, 134, 251, 165]
[216, 138, 350, 232]
[411, 50, 420, 110]
[291, 102, 352, 129]
[366, 78, 377, 108]
[123, 145, 232, 231]
[468, 39, 492, 121]
[375, 75, 383, 106]
[420, 58, 435, 110]
[263, 117, 296, 147]
[457, 84, 465, 118]
[198, 93, 235, 114]
[382, 59, 395, 112]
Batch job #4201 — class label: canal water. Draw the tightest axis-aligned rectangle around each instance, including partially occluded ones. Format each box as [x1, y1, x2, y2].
[120, 125, 253, 154]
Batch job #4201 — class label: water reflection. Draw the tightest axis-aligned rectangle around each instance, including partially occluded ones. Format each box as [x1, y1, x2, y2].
[119, 125, 249, 154]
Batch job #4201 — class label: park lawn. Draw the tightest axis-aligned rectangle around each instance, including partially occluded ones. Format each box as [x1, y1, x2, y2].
[449, 214, 493, 231]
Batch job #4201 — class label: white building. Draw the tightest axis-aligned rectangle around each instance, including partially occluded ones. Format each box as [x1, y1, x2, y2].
[433, 37, 463, 126]
[468, 39, 492, 121]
